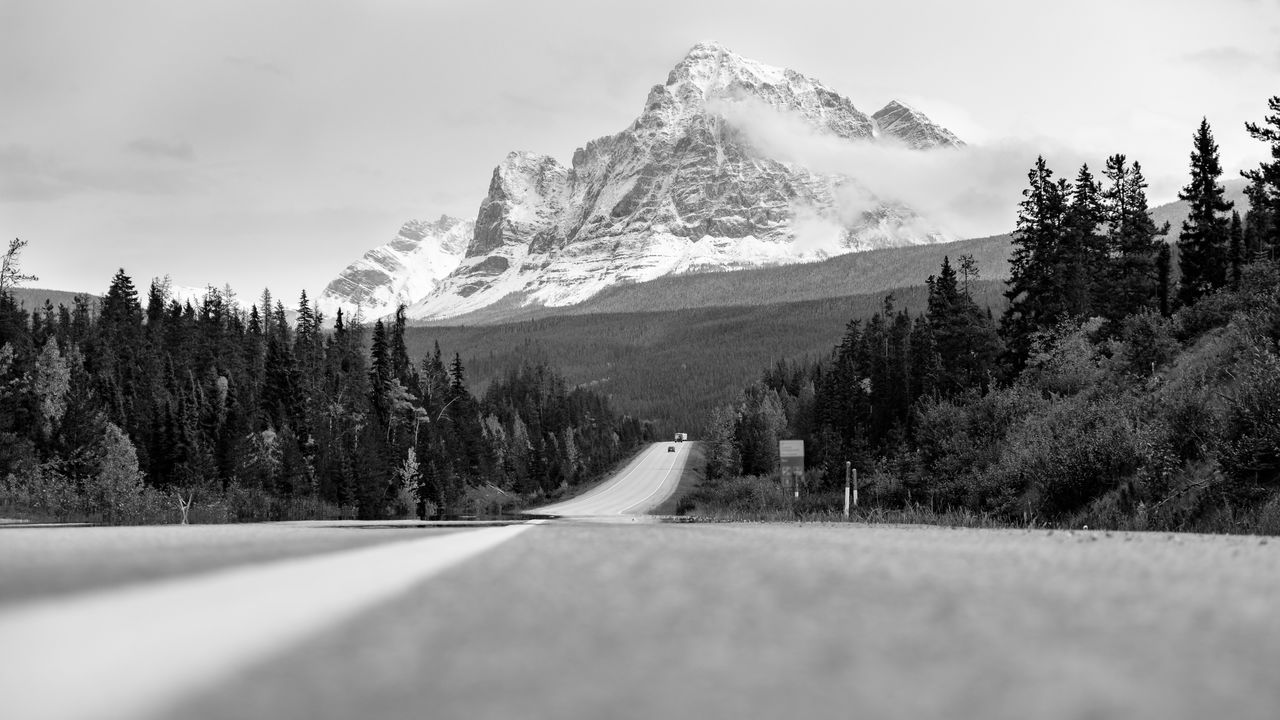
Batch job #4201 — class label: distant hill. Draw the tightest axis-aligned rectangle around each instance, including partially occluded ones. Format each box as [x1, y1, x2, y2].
[1150, 178, 1249, 235]
[424, 234, 1013, 325]
[406, 279, 1006, 432]
[4, 288, 98, 313]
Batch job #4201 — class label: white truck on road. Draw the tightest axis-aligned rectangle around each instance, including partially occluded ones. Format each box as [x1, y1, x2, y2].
[674, 433, 687, 442]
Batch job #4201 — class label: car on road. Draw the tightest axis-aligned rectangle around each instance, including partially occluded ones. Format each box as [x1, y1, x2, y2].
[667, 446, 676, 452]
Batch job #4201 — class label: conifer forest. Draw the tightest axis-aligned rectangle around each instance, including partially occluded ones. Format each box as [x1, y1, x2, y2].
[3, 96, 1280, 532]
[690, 97, 1280, 534]
[0, 272, 649, 523]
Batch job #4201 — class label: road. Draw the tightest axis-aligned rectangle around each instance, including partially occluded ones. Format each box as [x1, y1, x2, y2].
[3, 448, 1280, 720]
[533, 441, 690, 517]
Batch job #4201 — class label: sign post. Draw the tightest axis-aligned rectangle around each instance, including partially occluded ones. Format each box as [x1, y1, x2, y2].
[844, 461, 851, 519]
[779, 440, 804, 500]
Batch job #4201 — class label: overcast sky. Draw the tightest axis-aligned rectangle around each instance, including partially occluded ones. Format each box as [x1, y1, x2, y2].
[3, 0, 1278, 300]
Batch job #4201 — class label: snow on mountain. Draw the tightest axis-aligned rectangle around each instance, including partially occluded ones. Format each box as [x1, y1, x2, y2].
[871, 100, 964, 149]
[356, 42, 964, 321]
[155, 277, 250, 312]
[318, 215, 471, 320]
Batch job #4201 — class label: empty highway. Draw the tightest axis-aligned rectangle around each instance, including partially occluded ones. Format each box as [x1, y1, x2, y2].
[533, 441, 690, 516]
[3, 443, 1280, 720]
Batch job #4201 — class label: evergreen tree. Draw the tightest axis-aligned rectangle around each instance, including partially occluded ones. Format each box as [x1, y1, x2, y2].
[1001, 156, 1070, 369]
[928, 257, 1001, 395]
[1103, 156, 1168, 321]
[1177, 118, 1232, 305]
[1228, 211, 1244, 289]
[1156, 243, 1172, 317]
[1063, 164, 1106, 317]
[390, 305, 416, 388]
[1243, 95, 1280, 256]
[368, 319, 391, 423]
[1242, 175, 1272, 259]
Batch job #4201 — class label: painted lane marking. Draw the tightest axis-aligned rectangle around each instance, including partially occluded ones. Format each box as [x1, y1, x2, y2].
[536, 444, 661, 516]
[0, 522, 534, 720]
[621, 443, 689, 515]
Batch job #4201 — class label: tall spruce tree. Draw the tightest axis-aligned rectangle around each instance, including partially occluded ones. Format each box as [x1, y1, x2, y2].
[1102, 156, 1168, 321]
[928, 257, 1000, 395]
[1228, 211, 1244, 289]
[1062, 164, 1106, 317]
[1243, 95, 1280, 256]
[1243, 175, 1273, 259]
[1228, 208, 1239, 286]
[1177, 118, 1232, 305]
[1001, 156, 1070, 369]
[1156, 243, 1172, 317]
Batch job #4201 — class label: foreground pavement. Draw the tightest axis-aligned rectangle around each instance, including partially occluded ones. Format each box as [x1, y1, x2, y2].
[3, 441, 1278, 719]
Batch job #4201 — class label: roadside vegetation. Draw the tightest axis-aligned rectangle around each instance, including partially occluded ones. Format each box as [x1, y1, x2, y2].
[686, 99, 1280, 535]
[0, 251, 650, 524]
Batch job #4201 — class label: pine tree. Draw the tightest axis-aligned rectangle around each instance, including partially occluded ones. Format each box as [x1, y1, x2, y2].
[1001, 156, 1070, 369]
[1177, 118, 1233, 305]
[1243, 175, 1272, 259]
[1228, 211, 1244, 289]
[390, 305, 416, 388]
[450, 353, 467, 396]
[1243, 95, 1280, 257]
[1103, 156, 1168, 321]
[1063, 164, 1106, 317]
[1156, 243, 1172, 317]
[928, 256, 1000, 395]
[369, 319, 391, 422]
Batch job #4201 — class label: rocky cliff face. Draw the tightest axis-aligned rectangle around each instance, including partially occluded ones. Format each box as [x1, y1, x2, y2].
[318, 215, 471, 319]
[872, 100, 964, 149]
[342, 42, 964, 321]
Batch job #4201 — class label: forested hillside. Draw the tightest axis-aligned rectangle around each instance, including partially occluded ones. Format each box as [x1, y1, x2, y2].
[688, 103, 1280, 534]
[0, 250, 649, 524]
[407, 278, 1007, 432]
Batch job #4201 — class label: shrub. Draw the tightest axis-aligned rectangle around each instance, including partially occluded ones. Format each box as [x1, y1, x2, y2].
[989, 392, 1143, 519]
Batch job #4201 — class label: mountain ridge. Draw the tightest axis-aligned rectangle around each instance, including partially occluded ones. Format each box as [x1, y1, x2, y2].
[323, 42, 964, 322]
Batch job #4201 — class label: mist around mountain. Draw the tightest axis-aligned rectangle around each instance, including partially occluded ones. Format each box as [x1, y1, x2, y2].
[323, 42, 967, 322]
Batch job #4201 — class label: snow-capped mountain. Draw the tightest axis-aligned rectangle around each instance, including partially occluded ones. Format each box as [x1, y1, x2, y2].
[155, 277, 250, 312]
[318, 216, 471, 320]
[872, 100, 963, 149]
[335, 42, 965, 321]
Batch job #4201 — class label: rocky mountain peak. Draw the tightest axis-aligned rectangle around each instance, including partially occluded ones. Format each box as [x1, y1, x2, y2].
[872, 100, 963, 149]
[652, 42, 874, 142]
[334, 45, 969, 321]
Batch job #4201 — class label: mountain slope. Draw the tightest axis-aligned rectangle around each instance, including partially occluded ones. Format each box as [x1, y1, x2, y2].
[318, 216, 471, 319]
[402, 42, 962, 321]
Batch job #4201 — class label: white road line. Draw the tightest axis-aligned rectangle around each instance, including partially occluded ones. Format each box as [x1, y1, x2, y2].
[621, 444, 687, 515]
[534, 442, 690, 517]
[535, 445, 657, 515]
[0, 522, 534, 720]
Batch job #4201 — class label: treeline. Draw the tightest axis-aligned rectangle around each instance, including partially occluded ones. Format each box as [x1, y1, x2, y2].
[0, 265, 649, 523]
[693, 98, 1280, 533]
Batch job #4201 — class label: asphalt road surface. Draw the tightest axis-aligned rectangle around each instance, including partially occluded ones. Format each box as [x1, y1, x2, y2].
[533, 441, 690, 516]
[3, 450, 1280, 719]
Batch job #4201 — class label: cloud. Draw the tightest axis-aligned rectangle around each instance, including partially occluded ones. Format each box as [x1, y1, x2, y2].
[126, 137, 195, 162]
[225, 55, 288, 77]
[1181, 46, 1267, 72]
[0, 143, 201, 203]
[707, 97, 1088, 239]
[0, 144, 94, 202]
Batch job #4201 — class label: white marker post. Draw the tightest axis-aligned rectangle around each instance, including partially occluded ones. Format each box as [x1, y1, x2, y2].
[844, 461, 851, 520]
[852, 468, 858, 508]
